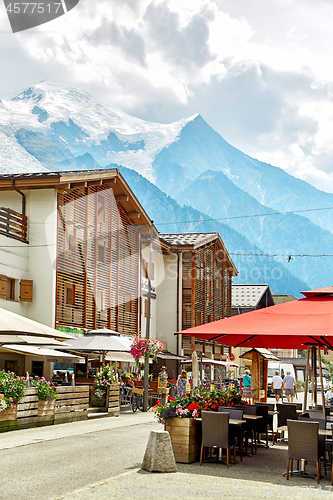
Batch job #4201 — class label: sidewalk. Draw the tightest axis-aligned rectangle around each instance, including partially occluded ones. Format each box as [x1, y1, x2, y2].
[50, 444, 333, 500]
[0, 410, 156, 451]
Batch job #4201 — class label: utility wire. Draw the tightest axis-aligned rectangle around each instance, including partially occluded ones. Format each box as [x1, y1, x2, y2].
[25, 204, 333, 225]
[155, 205, 333, 226]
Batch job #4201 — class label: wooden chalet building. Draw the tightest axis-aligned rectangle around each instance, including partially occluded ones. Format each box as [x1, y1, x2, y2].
[158, 233, 237, 362]
[0, 169, 238, 377]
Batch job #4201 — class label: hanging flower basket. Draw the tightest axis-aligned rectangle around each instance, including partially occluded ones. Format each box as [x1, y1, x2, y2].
[130, 338, 163, 367]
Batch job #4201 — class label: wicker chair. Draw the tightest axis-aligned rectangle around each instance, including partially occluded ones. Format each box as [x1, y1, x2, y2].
[255, 402, 275, 444]
[218, 407, 245, 461]
[325, 427, 333, 485]
[298, 416, 326, 475]
[254, 404, 269, 448]
[286, 419, 320, 483]
[277, 403, 298, 441]
[200, 411, 230, 467]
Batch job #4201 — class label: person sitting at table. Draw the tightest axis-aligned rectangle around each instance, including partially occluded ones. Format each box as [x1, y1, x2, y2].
[325, 386, 333, 404]
[271, 371, 283, 403]
[158, 366, 168, 379]
[177, 370, 188, 396]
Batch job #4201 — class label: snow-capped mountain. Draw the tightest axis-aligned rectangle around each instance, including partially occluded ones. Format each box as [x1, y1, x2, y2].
[0, 81, 195, 180]
[1, 81, 333, 295]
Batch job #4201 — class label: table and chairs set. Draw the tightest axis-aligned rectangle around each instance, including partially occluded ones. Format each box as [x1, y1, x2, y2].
[199, 401, 333, 484]
[199, 402, 274, 467]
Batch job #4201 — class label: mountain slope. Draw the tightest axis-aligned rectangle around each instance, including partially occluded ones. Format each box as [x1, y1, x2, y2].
[175, 169, 333, 289]
[118, 165, 309, 297]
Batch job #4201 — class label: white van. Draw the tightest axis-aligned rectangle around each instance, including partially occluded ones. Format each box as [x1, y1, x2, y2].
[267, 361, 296, 395]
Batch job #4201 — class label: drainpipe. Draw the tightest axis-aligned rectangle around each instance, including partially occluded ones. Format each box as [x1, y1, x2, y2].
[11, 178, 26, 216]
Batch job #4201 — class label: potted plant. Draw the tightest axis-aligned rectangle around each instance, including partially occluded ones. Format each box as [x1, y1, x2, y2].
[130, 338, 163, 367]
[29, 376, 57, 416]
[154, 387, 247, 463]
[0, 370, 26, 421]
[90, 365, 118, 407]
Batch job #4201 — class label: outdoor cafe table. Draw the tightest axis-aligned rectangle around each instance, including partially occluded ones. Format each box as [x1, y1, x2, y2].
[278, 425, 332, 436]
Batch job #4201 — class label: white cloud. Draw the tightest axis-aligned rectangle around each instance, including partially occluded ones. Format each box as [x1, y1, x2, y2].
[2, 0, 333, 192]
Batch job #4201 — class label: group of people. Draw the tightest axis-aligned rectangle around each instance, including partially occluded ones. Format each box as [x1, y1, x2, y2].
[270, 370, 297, 403]
[241, 369, 297, 403]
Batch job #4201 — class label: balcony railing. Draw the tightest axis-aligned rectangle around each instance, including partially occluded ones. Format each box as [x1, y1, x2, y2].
[0, 207, 28, 243]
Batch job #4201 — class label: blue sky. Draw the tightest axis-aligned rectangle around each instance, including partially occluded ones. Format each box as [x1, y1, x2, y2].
[1, 0, 333, 193]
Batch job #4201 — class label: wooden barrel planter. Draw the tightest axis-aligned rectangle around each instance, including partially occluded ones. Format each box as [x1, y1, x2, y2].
[165, 418, 201, 463]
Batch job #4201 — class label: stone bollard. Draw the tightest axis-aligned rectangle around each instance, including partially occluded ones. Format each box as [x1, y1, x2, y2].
[141, 430, 177, 473]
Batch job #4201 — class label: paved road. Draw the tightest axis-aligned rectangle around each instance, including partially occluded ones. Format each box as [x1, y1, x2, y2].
[0, 412, 161, 500]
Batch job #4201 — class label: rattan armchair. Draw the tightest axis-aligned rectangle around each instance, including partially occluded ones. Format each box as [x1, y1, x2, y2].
[277, 403, 298, 441]
[200, 411, 230, 467]
[287, 419, 320, 483]
[218, 407, 245, 461]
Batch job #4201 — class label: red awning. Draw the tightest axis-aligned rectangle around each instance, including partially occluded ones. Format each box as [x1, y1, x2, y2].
[176, 295, 333, 350]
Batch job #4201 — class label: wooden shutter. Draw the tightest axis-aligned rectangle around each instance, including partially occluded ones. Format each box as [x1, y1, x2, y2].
[20, 280, 33, 302]
[0, 275, 7, 299]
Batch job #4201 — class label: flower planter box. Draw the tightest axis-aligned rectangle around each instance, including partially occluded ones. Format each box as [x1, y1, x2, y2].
[38, 400, 55, 417]
[107, 384, 120, 417]
[165, 418, 201, 463]
[90, 394, 106, 407]
[0, 406, 17, 422]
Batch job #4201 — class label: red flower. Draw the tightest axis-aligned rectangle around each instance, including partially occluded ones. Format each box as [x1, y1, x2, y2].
[188, 402, 199, 411]
[168, 397, 176, 402]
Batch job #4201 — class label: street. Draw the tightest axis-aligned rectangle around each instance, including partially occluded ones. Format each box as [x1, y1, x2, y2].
[0, 412, 161, 500]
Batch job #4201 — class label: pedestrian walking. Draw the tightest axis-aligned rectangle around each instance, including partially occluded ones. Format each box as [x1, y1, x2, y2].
[271, 370, 283, 403]
[283, 371, 296, 402]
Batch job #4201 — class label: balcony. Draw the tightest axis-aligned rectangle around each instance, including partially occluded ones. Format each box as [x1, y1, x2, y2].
[0, 207, 28, 243]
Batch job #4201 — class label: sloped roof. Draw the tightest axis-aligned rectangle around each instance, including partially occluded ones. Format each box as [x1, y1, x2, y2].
[160, 233, 218, 247]
[160, 232, 237, 275]
[240, 348, 279, 360]
[232, 284, 270, 308]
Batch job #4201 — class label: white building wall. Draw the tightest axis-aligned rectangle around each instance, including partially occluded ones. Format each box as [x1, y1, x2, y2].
[0, 189, 57, 328]
[156, 252, 180, 354]
[140, 244, 158, 341]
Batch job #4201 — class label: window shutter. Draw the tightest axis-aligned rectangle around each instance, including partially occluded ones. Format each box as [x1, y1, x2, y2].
[20, 280, 33, 302]
[0, 275, 7, 299]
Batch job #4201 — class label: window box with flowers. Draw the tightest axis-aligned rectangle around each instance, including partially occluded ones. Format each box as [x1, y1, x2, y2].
[154, 388, 247, 463]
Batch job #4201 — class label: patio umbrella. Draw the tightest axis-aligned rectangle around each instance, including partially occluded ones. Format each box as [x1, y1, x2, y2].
[0, 345, 85, 363]
[0, 307, 74, 342]
[192, 351, 199, 388]
[176, 290, 333, 350]
[58, 327, 132, 363]
[176, 287, 333, 415]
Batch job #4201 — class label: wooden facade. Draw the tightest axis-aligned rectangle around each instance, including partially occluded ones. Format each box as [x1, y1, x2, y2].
[56, 185, 140, 335]
[181, 243, 232, 331]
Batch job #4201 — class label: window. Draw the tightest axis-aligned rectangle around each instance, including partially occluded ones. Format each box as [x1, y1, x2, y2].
[196, 311, 202, 326]
[125, 293, 132, 313]
[7, 278, 15, 301]
[65, 283, 76, 306]
[98, 194, 105, 222]
[207, 314, 212, 323]
[98, 241, 106, 263]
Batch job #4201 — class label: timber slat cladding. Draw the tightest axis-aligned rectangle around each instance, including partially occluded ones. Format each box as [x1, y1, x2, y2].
[56, 186, 139, 335]
[181, 241, 231, 355]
